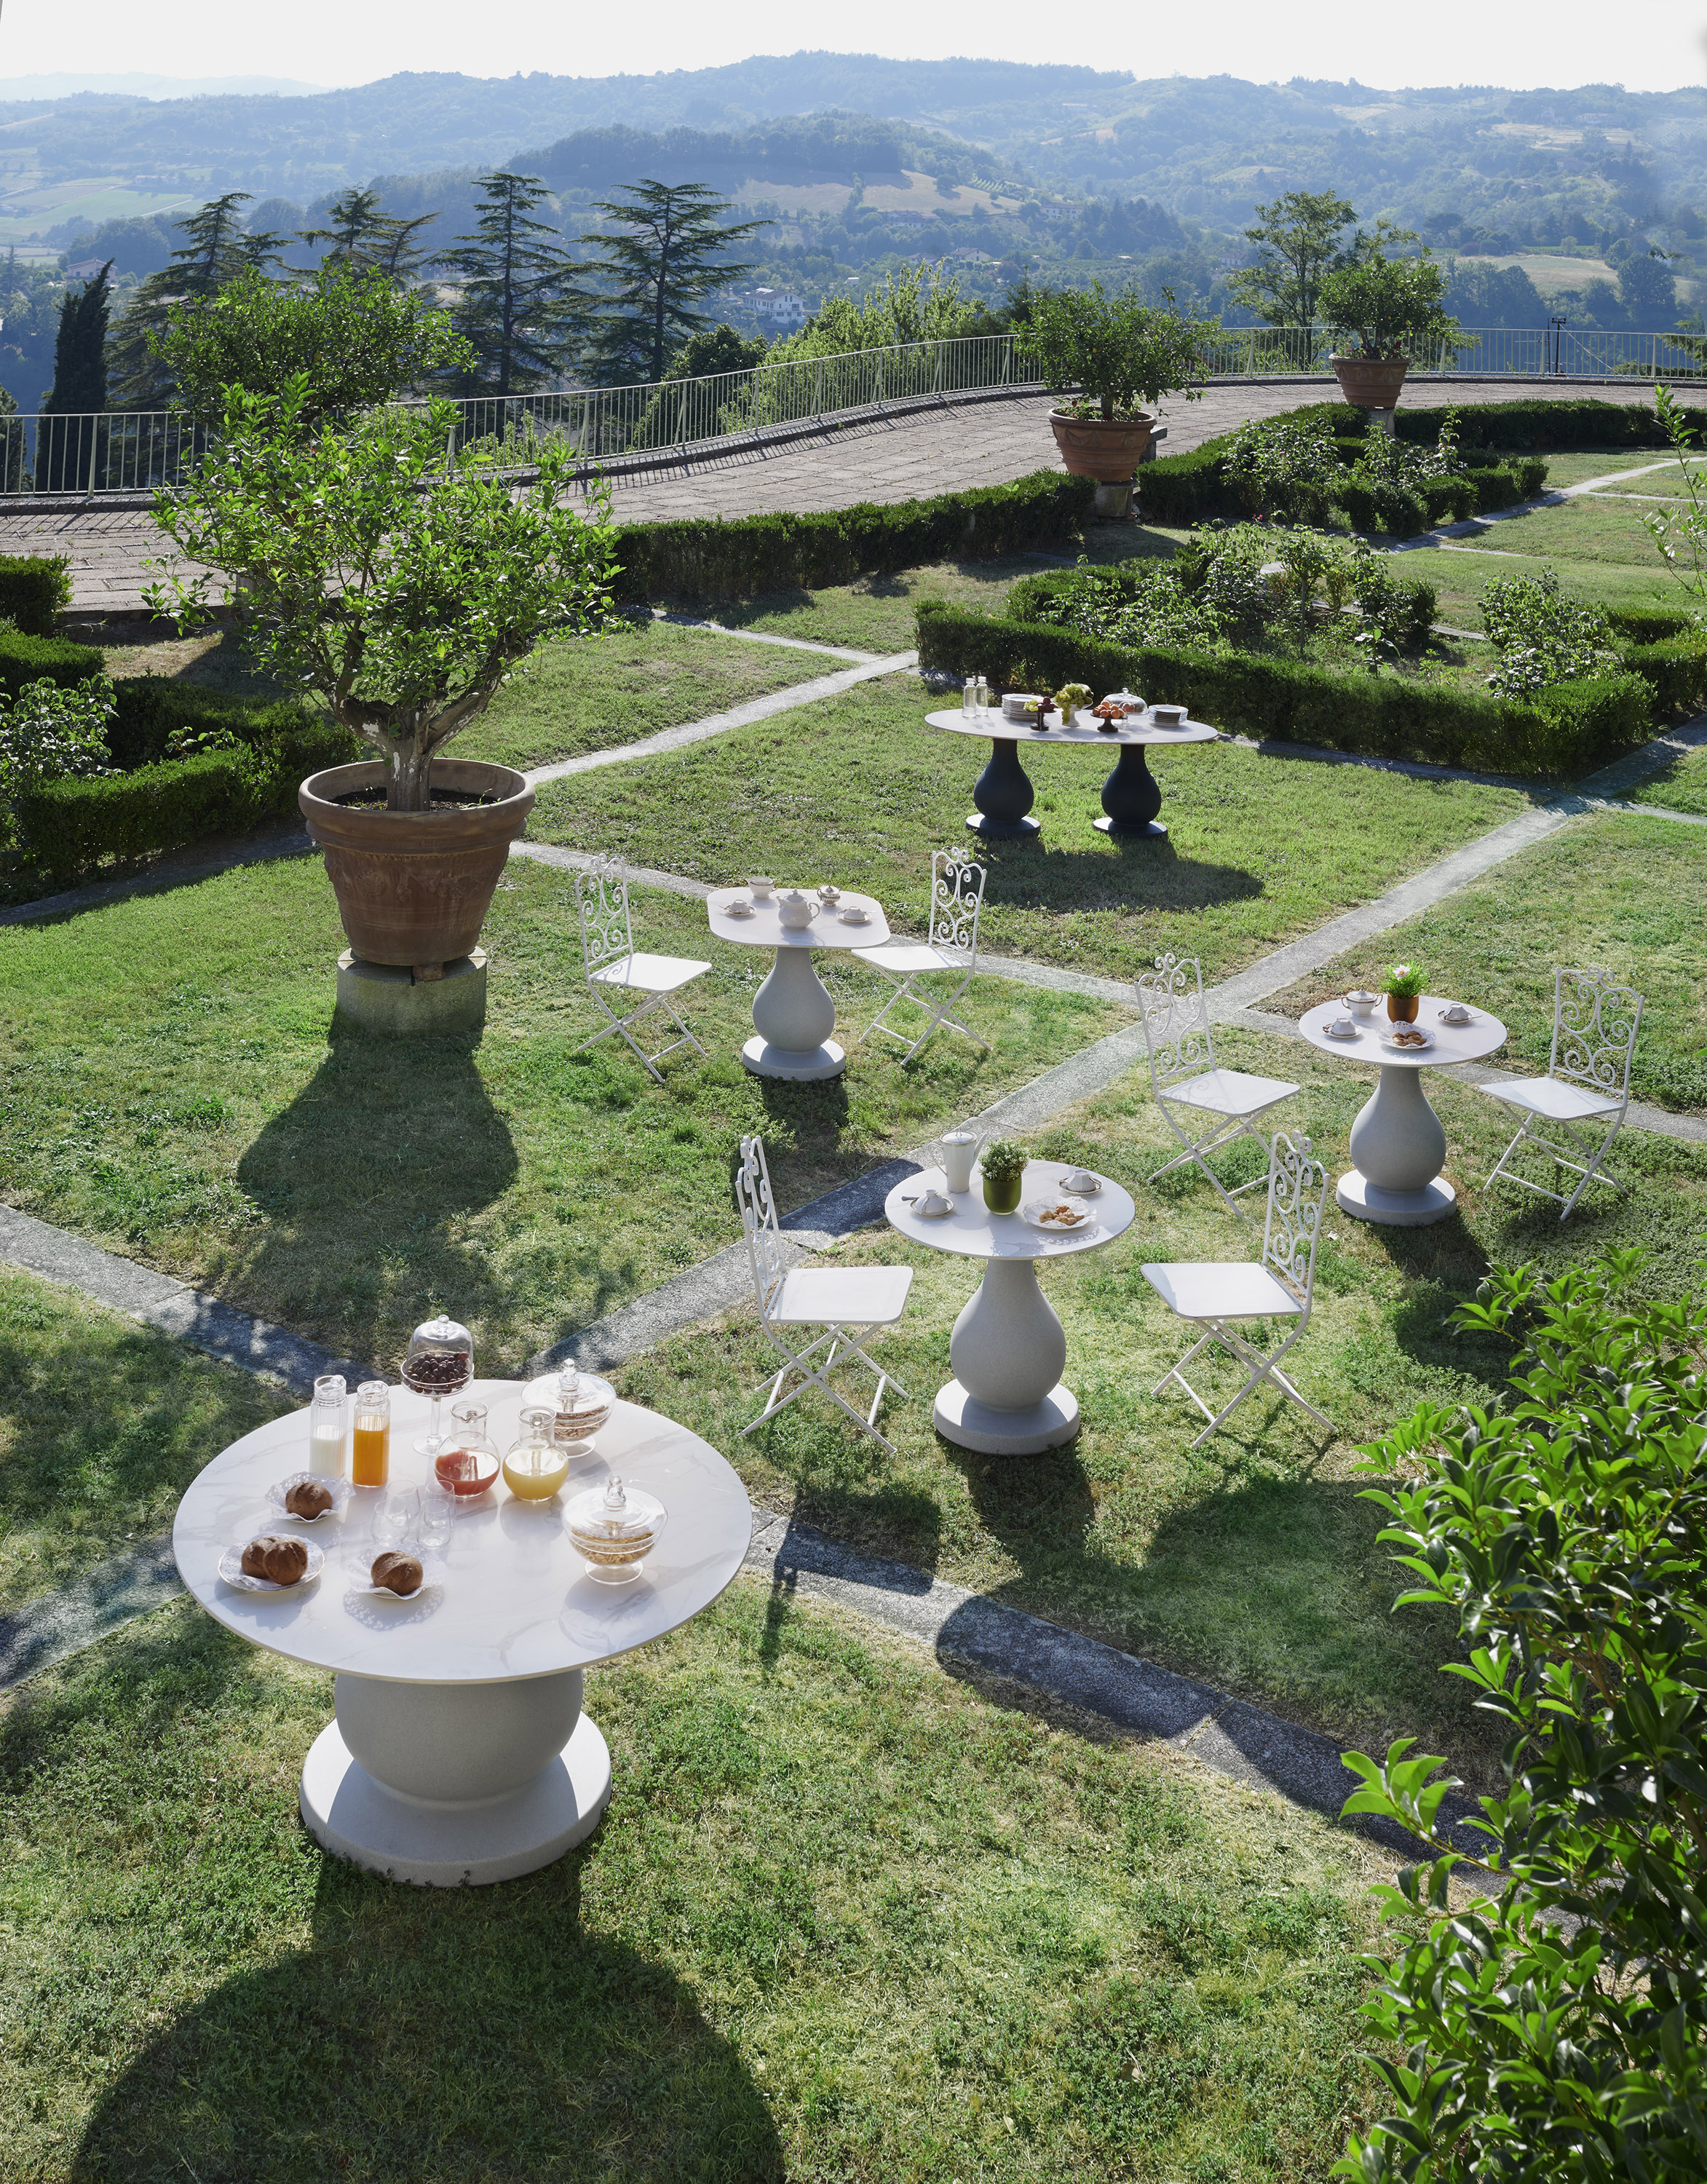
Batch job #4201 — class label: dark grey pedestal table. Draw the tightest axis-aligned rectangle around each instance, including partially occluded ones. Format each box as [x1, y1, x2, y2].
[924, 706, 1219, 840]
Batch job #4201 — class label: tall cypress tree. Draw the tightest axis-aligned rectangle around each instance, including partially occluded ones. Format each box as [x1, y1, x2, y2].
[37, 261, 111, 488]
[579, 181, 765, 385]
[441, 172, 579, 397]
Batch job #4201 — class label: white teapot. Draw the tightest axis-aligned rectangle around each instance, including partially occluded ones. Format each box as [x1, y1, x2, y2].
[776, 890, 817, 930]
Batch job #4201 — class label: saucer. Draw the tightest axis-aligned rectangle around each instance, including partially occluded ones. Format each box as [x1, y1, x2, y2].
[1381, 1026, 1435, 1052]
[1059, 1171, 1102, 1195]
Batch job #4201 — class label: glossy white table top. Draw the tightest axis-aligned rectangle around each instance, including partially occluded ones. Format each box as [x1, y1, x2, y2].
[885, 1161, 1137, 1263]
[924, 706, 1218, 749]
[172, 1380, 753, 1685]
[1299, 995, 1508, 1073]
[706, 886, 891, 951]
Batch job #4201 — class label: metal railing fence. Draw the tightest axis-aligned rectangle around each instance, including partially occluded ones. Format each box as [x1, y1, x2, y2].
[5, 326, 1703, 499]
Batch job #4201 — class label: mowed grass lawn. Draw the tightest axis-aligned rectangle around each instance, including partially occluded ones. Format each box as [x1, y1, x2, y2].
[0, 1583, 1403, 2184]
[0, 852, 1119, 1380]
[530, 674, 1529, 985]
[1268, 810, 1707, 1112]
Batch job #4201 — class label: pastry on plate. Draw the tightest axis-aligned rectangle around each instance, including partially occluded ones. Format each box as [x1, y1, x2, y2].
[240, 1534, 309, 1585]
[371, 1549, 424, 1597]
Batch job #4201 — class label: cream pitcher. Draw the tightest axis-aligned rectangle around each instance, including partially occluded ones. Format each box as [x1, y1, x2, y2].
[940, 1125, 986, 1195]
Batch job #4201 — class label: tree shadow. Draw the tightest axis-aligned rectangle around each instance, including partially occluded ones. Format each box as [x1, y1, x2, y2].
[229, 1016, 536, 1371]
[70, 1846, 783, 2183]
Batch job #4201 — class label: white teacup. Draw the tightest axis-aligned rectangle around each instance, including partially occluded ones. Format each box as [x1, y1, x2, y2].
[1439, 1002, 1471, 1026]
[916, 1189, 953, 1218]
[747, 877, 775, 899]
[1330, 1015, 1357, 1038]
[1061, 1168, 1101, 1195]
[1344, 990, 1379, 1017]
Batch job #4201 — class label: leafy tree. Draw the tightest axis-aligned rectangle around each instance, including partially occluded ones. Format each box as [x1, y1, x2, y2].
[297, 186, 441, 285]
[37, 261, 111, 488]
[1229, 189, 1358, 330]
[664, 324, 769, 380]
[441, 171, 580, 397]
[146, 378, 619, 813]
[1617, 250, 1678, 328]
[158, 265, 471, 425]
[768, 263, 984, 360]
[107, 193, 285, 407]
[1318, 242, 1462, 360]
[579, 180, 764, 384]
[1017, 282, 1213, 421]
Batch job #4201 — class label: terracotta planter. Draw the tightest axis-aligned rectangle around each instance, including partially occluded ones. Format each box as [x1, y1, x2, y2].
[1330, 355, 1409, 410]
[1386, 993, 1421, 1024]
[1048, 410, 1157, 482]
[983, 1169, 1024, 1215]
[299, 759, 534, 976]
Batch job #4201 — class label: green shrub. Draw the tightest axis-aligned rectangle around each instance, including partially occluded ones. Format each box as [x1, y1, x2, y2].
[1393, 395, 1707, 451]
[614, 472, 1098, 601]
[0, 630, 104, 702]
[1337, 1250, 1707, 2184]
[0, 554, 71, 635]
[17, 714, 358, 878]
[1606, 604, 1700, 641]
[914, 600, 1650, 777]
[1617, 634, 1707, 716]
[106, 677, 321, 771]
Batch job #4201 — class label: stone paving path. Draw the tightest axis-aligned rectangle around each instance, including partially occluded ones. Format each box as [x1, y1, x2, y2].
[10, 377, 1662, 614]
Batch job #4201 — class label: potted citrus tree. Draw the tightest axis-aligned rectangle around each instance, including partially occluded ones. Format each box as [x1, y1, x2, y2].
[1017, 282, 1213, 494]
[147, 377, 617, 981]
[1318, 242, 1463, 411]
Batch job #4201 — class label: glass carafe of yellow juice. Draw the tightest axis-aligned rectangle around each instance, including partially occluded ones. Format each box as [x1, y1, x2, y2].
[352, 1381, 392, 1487]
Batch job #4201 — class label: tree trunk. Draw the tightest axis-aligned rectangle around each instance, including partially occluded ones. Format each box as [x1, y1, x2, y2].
[385, 735, 434, 812]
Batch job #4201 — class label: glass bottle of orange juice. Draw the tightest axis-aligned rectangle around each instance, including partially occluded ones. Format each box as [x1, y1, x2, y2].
[352, 1381, 392, 1487]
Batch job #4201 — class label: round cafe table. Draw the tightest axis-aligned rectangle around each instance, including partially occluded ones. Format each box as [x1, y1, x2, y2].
[924, 705, 1219, 842]
[173, 1380, 751, 1887]
[885, 1160, 1136, 1455]
[1299, 996, 1508, 1227]
[706, 885, 890, 1081]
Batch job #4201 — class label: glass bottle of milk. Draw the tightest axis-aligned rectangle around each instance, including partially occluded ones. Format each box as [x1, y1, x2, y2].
[308, 1374, 348, 1477]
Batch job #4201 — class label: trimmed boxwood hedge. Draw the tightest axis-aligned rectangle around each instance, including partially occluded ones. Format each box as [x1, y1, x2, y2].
[0, 630, 105, 700]
[0, 553, 71, 636]
[104, 676, 325, 771]
[1606, 606, 1700, 642]
[1616, 636, 1707, 718]
[613, 470, 1098, 601]
[914, 598, 1652, 779]
[17, 711, 359, 879]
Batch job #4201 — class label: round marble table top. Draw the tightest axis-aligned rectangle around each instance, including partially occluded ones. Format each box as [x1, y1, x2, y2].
[924, 706, 1218, 748]
[172, 1380, 753, 1686]
[1298, 995, 1508, 1073]
[706, 885, 891, 951]
[885, 1160, 1137, 1263]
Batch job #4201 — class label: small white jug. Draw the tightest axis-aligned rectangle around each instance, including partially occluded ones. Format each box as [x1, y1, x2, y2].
[940, 1128, 986, 1195]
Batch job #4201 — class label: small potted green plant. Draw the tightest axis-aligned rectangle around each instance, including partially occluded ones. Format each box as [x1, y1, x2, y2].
[1381, 961, 1426, 1024]
[1016, 282, 1213, 499]
[980, 1137, 1029, 1215]
[1317, 238, 1463, 411]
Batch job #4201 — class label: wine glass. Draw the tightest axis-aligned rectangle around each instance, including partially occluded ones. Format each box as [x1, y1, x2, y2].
[403, 1312, 474, 1459]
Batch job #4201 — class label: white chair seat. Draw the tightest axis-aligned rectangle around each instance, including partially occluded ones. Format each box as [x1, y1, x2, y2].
[1142, 1260, 1302, 1321]
[1165, 1068, 1300, 1118]
[590, 951, 710, 996]
[1481, 1075, 1623, 1122]
[770, 1265, 914, 1326]
[851, 943, 962, 977]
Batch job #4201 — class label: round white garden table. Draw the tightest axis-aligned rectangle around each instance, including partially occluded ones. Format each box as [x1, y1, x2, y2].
[706, 885, 891, 1081]
[885, 1159, 1136, 1455]
[924, 706, 1219, 841]
[1298, 996, 1508, 1227]
[173, 1379, 751, 1888]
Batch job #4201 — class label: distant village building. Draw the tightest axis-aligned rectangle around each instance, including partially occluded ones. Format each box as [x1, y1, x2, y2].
[748, 288, 811, 330]
[65, 258, 108, 282]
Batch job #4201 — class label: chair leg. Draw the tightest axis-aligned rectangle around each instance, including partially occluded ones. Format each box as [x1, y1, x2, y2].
[860, 973, 989, 1065]
[1157, 1321, 1334, 1446]
[1483, 1112, 1626, 1221]
[741, 1322, 905, 1452]
[1149, 1108, 1269, 1219]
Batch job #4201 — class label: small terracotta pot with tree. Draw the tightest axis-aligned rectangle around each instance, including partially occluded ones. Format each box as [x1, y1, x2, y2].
[147, 279, 618, 980]
[1017, 282, 1215, 500]
[1382, 961, 1426, 1024]
[1318, 230, 1467, 412]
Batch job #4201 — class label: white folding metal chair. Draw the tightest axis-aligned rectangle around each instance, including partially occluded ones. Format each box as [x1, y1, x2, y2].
[572, 855, 710, 1083]
[852, 847, 990, 1065]
[1480, 967, 1644, 1221]
[1134, 951, 1300, 1218]
[1141, 1130, 1334, 1449]
[735, 1135, 914, 1452]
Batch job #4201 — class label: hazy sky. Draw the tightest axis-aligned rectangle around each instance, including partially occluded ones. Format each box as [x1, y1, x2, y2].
[1, 0, 1703, 99]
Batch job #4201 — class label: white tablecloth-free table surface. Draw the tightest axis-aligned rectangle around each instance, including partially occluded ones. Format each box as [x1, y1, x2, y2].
[886, 1160, 1136, 1455]
[706, 885, 892, 1080]
[173, 1379, 751, 1886]
[1298, 996, 1508, 1226]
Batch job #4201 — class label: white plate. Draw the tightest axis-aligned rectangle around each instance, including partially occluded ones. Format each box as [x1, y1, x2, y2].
[1381, 1026, 1435, 1053]
[1021, 1197, 1097, 1234]
[266, 1471, 355, 1522]
[351, 1548, 447, 1597]
[219, 1539, 326, 1591]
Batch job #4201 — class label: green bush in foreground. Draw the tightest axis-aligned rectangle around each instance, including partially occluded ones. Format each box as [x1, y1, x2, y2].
[1337, 1251, 1707, 2183]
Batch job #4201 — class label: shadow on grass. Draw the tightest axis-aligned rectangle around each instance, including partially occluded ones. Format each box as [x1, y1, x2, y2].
[975, 832, 1264, 918]
[70, 1859, 784, 2183]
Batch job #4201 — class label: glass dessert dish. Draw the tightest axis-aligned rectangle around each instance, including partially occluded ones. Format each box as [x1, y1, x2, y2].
[403, 1313, 475, 1459]
[565, 1476, 667, 1584]
[502, 1406, 571, 1501]
[520, 1365, 616, 1452]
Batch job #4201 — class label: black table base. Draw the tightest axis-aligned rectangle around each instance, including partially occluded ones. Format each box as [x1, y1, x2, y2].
[1094, 743, 1167, 840]
[967, 735, 1042, 840]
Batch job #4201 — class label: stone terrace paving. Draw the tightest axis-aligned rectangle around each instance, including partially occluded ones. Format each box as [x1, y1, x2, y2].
[1, 377, 1667, 615]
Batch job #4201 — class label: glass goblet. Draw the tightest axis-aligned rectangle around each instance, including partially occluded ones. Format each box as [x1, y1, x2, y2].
[403, 1312, 474, 1459]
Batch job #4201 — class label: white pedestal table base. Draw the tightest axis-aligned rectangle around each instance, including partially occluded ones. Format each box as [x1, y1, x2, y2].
[935, 1253, 1082, 1456]
[1335, 1171, 1458, 1227]
[1340, 1060, 1457, 1228]
[745, 945, 846, 1080]
[932, 1380, 1080, 1455]
[299, 1666, 613, 1886]
[741, 1034, 847, 1081]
